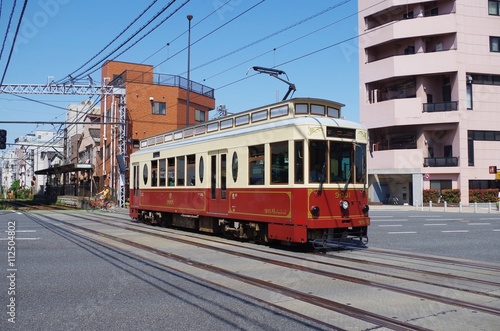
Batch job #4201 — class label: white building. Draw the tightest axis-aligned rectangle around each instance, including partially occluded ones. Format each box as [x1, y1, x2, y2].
[12, 130, 63, 194]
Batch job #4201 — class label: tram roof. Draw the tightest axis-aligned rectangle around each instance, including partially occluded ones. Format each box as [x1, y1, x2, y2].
[132, 113, 366, 158]
[136, 97, 363, 154]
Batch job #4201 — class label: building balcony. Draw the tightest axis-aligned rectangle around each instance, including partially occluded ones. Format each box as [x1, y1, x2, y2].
[362, 98, 461, 129]
[423, 101, 458, 112]
[424, 157, 459, 167]
[369, 149, 424, 171]
[362, 13, 457, 48]
[363, 49, 458, 83]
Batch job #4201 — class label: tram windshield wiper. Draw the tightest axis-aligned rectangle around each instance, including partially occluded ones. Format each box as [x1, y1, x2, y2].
[342, 169, 351, 194]
[318, 162, 326, 194]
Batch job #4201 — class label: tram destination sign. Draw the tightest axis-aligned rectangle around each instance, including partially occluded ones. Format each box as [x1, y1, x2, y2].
[327, 127, 356, 139]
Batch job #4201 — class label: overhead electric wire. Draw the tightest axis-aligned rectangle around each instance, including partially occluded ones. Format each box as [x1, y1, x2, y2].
[66, 0, 182, 84]
[62, 0, 159, 83]
[82, 0, 190, 79]
[188, 0, 352, 76]
[0, 0, 28, 86]
[138, 0, 234, 65]
[4, 0, 388, 151]
[0, 0, 18, 64]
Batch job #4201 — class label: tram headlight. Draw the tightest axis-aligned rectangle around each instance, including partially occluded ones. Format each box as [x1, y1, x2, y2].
[340, 200, 349, 210]
[310, 205, 320, 217]
[362, 204, 370, 213]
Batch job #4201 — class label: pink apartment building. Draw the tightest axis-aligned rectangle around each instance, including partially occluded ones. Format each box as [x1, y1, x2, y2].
[359, 0, 500, 206]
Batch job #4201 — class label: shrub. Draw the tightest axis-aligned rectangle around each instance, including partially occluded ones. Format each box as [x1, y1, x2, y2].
[469, 189, 499, 203]
[423, 189, 440, 203]
[441, 189, 460, 203]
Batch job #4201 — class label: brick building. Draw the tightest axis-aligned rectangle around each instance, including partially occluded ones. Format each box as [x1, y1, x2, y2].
[98, 60, 215, 201]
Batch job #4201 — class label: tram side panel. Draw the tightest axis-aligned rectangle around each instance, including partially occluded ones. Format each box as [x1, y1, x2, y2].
[129, 117, 369, 244]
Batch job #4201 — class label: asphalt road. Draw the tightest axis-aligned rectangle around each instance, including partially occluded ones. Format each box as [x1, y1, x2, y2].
[0, 210, 332, 331]
[1, 207, 499, 330]
[368, 207, 500, 263]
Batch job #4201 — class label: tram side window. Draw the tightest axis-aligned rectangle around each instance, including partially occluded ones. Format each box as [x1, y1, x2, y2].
[249, 144, 265, 185]
[309, 140, 327, 183]
[167, 158, 175, 186]
[159, 159, 166, 186]
[271, 141, 288, 184]
[330, 142, 353, 183]
[294, 141, 304, 183]
[177, 156, 185, 186]
[151, 160, 158, 187]
[355, 144, 366, 184]
[187, 154, 196, 185]
[133, 164, 140, 196]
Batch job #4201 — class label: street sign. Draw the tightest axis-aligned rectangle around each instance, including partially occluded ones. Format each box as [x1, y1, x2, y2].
[489, 166, 497, 174]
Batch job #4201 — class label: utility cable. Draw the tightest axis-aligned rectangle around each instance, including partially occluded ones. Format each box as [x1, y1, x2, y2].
[0, 0, 18, 63]
[66, 0, 182, 83]
[0, 0, 28, 86]
[62, 0, 160, 83]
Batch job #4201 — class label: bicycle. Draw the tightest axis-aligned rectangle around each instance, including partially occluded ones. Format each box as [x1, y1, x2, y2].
[86, 196, 117, 212]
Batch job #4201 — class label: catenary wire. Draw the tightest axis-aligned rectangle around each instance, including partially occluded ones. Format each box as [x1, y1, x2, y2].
[62, 0, 160, 84]
[65, 0, 183, 84]
[0, 0, 28, 86]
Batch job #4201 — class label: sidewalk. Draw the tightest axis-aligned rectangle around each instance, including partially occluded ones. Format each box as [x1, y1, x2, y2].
[369, 203, 500, 214]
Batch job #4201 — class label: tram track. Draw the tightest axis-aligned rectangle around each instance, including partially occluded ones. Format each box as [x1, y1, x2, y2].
[70, 210, 500, 298]
[24, 210, 430, 331]
[23, 210, 500, 330]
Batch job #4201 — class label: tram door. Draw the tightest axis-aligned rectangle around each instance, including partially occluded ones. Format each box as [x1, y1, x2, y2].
[208, 150, 228, 214]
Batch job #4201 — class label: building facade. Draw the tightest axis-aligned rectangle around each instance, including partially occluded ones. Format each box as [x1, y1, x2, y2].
[0, 130, 62, 195]
[359, 0, 500, 206]
[97, 61, 216, 201]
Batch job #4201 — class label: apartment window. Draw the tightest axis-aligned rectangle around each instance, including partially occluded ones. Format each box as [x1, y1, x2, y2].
[152, 101, 166, 115]
[195, 109, 206, 122]
[468, 130, 500, 166]
[489, 1, 500, 15]
[490, 36, 500, 52]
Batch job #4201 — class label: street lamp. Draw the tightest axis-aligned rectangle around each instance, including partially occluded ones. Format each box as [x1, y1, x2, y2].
[186, 14, 193, 127]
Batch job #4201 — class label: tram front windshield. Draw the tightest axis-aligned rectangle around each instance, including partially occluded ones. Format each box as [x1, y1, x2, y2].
[309, 140, 366, 184]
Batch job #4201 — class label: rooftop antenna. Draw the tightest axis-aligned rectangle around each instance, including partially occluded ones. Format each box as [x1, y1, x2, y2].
[250, 66, 296, 101]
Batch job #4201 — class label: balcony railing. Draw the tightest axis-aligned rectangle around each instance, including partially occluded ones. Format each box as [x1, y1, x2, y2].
[113, 70, 215, 98]
[424, 157, 458, 167]
[423, 101, 458, 113]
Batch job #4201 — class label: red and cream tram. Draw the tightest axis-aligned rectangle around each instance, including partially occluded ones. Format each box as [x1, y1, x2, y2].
[129, 97, 370, 247]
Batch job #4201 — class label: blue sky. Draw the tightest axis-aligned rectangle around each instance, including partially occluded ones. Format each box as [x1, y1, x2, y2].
[0, 0, 361, 145]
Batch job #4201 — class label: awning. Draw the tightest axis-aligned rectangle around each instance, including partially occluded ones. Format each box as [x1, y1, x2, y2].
[35, 163, 94, 176]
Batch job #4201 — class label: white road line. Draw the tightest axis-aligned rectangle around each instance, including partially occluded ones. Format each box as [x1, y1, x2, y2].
[371, 219, 408, 222]
[467, 223, 491, 226]
[0, 237, 40, 240]
[493, 229, 500, 232]
[480, 218, 500, 221]
[441, 230, 469, 233]
[388, 231, 417, 234]
[424, 224, 447, 226]
[12, 230, 37, 233]
[411, 215, 441, 218]
[378, 224, 403, 227]
[426, 218, 463, 221]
